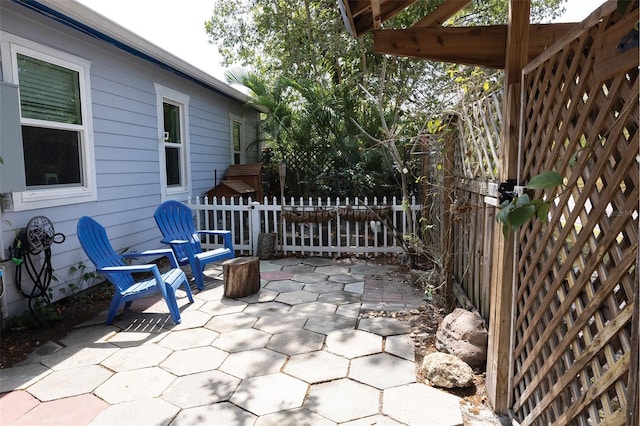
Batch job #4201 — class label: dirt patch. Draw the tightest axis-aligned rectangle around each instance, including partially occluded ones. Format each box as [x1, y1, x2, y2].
[0, 281, 113, 369]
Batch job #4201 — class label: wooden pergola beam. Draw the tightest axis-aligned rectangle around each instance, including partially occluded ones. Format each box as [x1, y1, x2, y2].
[373, 23, 575, 69]
[412, 0, 472, 27]
[338, 0, 417, 37]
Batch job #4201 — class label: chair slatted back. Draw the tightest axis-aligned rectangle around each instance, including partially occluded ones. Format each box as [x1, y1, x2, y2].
[77, 216, 130, 292]
[153, 200, 202, 263]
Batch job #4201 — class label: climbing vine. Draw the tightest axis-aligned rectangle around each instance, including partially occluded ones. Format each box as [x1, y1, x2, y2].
[496, 171, 563, 239]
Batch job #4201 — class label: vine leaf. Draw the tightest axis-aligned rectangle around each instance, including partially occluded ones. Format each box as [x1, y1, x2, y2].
[527, 171, 563, 189]
[497, 171, 563, 239]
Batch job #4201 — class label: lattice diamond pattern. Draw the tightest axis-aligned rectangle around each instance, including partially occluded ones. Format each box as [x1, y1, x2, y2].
[512, 7, 638, 425]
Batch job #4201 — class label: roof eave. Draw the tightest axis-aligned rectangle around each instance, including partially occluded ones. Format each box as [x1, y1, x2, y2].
[16, 0, 256, 107]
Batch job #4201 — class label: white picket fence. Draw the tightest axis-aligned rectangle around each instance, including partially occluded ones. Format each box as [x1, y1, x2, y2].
[187, 196, 421, 257]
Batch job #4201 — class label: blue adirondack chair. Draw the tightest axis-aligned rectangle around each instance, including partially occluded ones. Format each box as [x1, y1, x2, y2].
[154, 200, 235, 290]
[77, 216, 193, 325]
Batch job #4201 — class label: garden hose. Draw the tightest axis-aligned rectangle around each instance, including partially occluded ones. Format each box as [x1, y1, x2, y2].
[12, 216, 65, 312]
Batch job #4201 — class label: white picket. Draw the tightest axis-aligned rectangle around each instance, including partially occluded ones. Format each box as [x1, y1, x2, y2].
[190, 195, 420, 257]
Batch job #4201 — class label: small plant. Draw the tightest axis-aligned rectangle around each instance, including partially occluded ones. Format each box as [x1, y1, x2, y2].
[61, 261, 101, 301]
[7, 288, 60, 330]
[497, 171, 564, 239]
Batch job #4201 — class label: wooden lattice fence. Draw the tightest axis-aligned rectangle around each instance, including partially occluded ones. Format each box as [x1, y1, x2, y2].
[511, 4, 639, 425]
[443, 91, 503, 320]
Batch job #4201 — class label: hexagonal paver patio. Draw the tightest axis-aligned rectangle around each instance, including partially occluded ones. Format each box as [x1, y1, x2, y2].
[2, 257, 465, 425]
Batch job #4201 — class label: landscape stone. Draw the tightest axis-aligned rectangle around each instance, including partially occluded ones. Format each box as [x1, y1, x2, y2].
[420, 352, 474, 388]
[435, 308, 488, 369]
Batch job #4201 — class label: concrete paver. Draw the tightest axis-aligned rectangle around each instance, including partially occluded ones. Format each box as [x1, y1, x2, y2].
[264, 279, 305, 292]
[39, 344, 119, 370]
[254, 407, 335, 426]
[266, 329, 325, 355]
[0, 390, 39, 424]
[27, 364, 112, 401]
[349, 353, 417, 389]
[1, 257, 465, 425]
[230, 372, 308, 416]
[382, 383, 464, 425]
[304, 314, 356, 334]
[282, 264, 315, 274]
[302, 281, 344, 293]
[171, 402, 256, 426]
[317, 291, 362, 305]
[211, 328, 271, 352]
[94, 366, 175, 404]
[314, 265, 350, 275]
[101, 344, 173, 372]
[0, 363, 52, 393]
[11, 393, 107, 426]
[358, 316, 412, 336]
[385, 334, 416, 361]
[242, 300, 291, 317]
[274, 290, 319, 305]
[159, 346, 229, 376]
[335, 302, 361, 318]
[218, 348, 287, 379]
[89, 398, 179, 426]
[325, 329, 383, 359]
[254, 314, 307, 334]
[284, 350, 349, 383]
[161, 370, 240, 409]
[158, 328, 218, 350]
[205, 312, 258, 332]
[304, 378, 380, 423]
[291, 272, 328, 283]
[289, 301, 337, 316]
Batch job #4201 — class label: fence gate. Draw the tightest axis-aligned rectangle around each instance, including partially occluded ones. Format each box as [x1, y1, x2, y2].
[511, 4, 638, 425]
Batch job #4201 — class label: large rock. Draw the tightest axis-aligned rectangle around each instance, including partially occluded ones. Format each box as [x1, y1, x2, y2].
[435, 308, 488, 369]
[420, 352, 474, 388]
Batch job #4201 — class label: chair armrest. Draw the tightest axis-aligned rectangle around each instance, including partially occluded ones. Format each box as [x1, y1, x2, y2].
[122, 248, 180, 269]
[99, 264, 165, 284]
[196, 230, 234, 251]
[160, 239, 189, 245]
[197, 230, 231, 237]
[99, 264, 156, 274]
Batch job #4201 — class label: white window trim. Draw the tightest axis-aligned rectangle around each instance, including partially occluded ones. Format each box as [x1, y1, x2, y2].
[229, 113, 245, 164]
[0, 31, 96, 211]
[154, 83, 191, 200]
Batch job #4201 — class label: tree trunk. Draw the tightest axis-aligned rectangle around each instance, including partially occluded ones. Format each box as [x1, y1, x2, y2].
[223, 257, 260, 298]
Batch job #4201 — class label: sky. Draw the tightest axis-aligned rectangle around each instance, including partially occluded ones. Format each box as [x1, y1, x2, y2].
[75, 0, 608, 82]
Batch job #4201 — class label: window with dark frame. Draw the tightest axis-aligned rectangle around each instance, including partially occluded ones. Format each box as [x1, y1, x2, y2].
[163, 101, 183, 187]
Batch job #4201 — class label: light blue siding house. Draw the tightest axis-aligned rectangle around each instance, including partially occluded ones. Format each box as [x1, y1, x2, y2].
[0, 0, 261, 319]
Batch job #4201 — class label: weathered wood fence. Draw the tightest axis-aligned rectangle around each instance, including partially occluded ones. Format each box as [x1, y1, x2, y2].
[432, 4, 638, 425]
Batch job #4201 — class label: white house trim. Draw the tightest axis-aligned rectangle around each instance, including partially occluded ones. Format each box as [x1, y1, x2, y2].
[154, 83, 191, 201]
[0, 31, 97, 211]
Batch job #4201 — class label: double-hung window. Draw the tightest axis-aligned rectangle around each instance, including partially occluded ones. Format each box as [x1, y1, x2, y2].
[1, 32, 96, 210]
[155, 84, 190, 198]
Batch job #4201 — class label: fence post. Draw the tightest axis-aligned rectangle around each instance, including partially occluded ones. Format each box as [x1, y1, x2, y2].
[441, 114, 457, 307]
[250, 201, 261, 256]
[486, 0, 530, 414]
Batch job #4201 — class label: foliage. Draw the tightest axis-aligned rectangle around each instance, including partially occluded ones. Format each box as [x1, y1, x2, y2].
[60, 261, 101, 302]
[6, 292, 60, 330]
[206, 0, 566, 199]
[497, 171, 564, 239]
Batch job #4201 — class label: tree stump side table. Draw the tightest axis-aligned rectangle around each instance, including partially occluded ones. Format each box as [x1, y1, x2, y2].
[222, 257, 260, 298]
